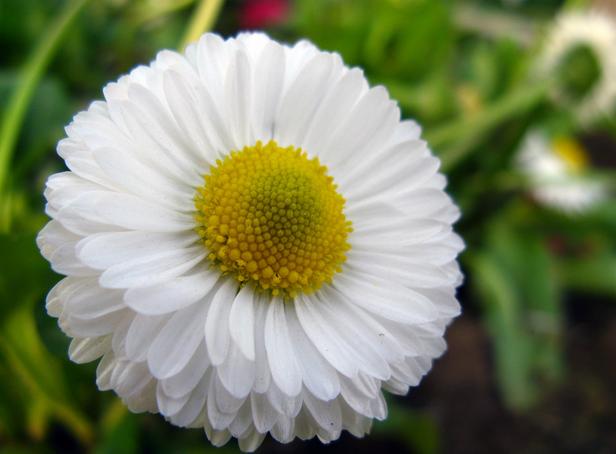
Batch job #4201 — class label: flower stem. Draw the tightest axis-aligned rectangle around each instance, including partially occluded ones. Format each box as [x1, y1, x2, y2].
[453, 3, 540, 46]
[179, 0, 225, 50]
[0, 0, 90, 211]
[425, 80, 549, 172]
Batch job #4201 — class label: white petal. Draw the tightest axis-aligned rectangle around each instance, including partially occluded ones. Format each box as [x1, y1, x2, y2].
[147, 302, 207, 379]
[124, 268, 219, 315]
[304, 68, 366, 156]
[339, 376, 378, 418]
[68, 336, 111, 364]
[207, 377, 236, 430]
[56, 139, 116, 189]
[217, 342, 255, 399]
[250, 392, 277, 433]
[325, 86, 399, 170]
[205, 278, 238, 366]
[342, 141, 436, 201]
[58, 191, 194, 233]
[251, 40, 285, 142]
[420, 288, 461, 318]
[125, 313, 168, 362]
[48, 241, 95, 277]
[62, 308, 129, 338]
[319, 285, 406, 364]
[37, 219, 81, 262]
[161, 341, 210, 398]
[295, 294, 358, 378]
[92, 146, 195, 212]
[333, 269, 439, 324]
[111, 311, 134, 357]
[310, 291, 390, 380]
[203, 421, 232, 447]
[99, 246, 205, 289]
[238, 427, 266, 452]
[286, 305, 340, 401]
[270, 414, 295, 443]
[348, 255, 456, 289]
[113, 361, 151, 398]
[213, 373, 245, 415]
[303, 390, 342, 433]
[46, 277, 75, 317]
[229, 399, 253, 437]
[64, 278, 125, 319]
[162, 69, 219, 166]
[351, 218, 450, 246]
[126, 82, 202, 183]
[157, 382, 191, 416]
[225, 48, 253, 148]
[228, 285, 256, 361]
[172, 374, 209, 427]
[76, 230, 196, 270]
[252, 294, 271, 393]
[275, 52, 335, 147]
[264, 298, 302, 397]
[266, 383, 302, 418]
[96, 352, 116, 391]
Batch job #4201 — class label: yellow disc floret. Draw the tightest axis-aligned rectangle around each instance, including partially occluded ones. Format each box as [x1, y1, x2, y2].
[194, 140, 352, 297]
[552, 136, 589, 173]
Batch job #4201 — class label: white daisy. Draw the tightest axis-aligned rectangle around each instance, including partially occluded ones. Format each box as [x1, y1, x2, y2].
[37, 32, 463, 451]
[517, 130, 606, 213]
[539, 9, 616, 123]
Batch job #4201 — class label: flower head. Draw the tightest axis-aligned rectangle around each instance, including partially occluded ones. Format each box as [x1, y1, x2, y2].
[37, 32, 463, 451]
[517, 130, 606, 213]
[539, 10, 616, 124]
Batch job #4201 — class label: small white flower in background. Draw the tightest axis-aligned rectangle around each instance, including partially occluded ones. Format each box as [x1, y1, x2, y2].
[37, 33, 463, 451]
[517, 130, 606, 213]
[539, 9, 616, 124]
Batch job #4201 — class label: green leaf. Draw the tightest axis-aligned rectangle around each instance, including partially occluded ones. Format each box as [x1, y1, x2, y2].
[468, 220, 563, 410]
[0, 298, 93, 445]
[374, 400, 439, 454]
[557, 252, 616, 297]
[95, 400, 138, 454]
[0, 0, 90, 198]
[0, 233, 55, 319]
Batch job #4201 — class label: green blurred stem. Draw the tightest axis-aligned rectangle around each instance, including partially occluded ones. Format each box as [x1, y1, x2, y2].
[425, 80, 549, 172]
[0, 335, 94, 445]
[557, 255, 616, 297]
[0, 0, 89, 196]
[453, 3, 539, 46]
[132, 0, 196, 25]
[179, 0, 225, 50]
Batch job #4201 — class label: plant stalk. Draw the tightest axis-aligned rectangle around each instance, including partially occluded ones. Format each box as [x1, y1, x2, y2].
[0, 0, 90, 195]
[179, 0, 225, 50]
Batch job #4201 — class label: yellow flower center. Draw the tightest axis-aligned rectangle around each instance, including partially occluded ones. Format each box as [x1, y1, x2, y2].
[552, 137, 588, 173]
[195, 140, 352, 297]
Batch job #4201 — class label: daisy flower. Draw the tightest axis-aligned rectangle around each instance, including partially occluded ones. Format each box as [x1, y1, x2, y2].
[517, 130, 606, 213]
[539, 9, 616, 124]
[37, 32, 463, 451]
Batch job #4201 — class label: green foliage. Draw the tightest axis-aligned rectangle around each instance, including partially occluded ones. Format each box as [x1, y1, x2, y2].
[374, 400, 440, 454]
[469, 215, 564, 410]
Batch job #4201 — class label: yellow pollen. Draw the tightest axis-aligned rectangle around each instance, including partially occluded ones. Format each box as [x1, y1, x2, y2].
[552, 137, 588, 172]
[194, 140, 352, 298]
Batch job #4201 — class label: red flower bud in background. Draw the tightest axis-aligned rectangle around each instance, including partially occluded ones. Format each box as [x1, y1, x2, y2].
[239, 0, 289, 29]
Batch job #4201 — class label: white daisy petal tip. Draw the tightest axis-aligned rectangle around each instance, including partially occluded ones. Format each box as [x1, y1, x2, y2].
[38, 32, 463, 451]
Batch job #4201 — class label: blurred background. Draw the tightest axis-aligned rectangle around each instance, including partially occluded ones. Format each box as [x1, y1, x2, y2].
[1, 0, 616, 452]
